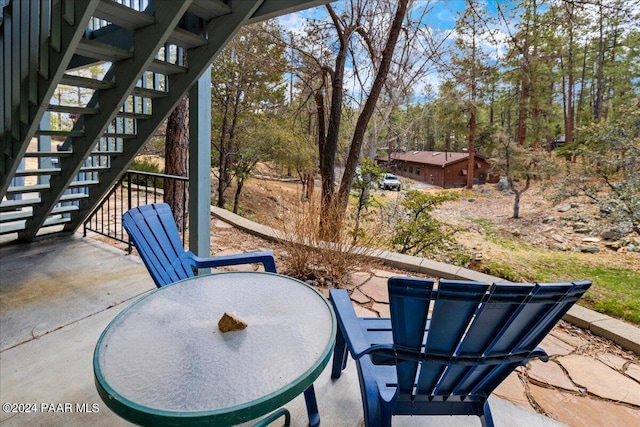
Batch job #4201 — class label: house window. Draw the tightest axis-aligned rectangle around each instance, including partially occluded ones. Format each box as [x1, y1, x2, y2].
[415, 168, 420, 175]
[461, 169, 467, 175]
[409, 166, 414, 174]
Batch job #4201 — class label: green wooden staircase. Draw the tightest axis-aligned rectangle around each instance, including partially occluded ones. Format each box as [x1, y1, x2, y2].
[0, 0, 327, 242]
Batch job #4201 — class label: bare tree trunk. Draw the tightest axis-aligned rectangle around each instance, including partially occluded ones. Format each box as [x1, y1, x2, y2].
[217, 95, 231, 209]
[315, 89, 332, 208]
[509, 175, 531, 219]
[336, 0, 410, 212]
[305, 173, 314, 200]
[232, 178, 244, 214]
[593, 0, 605, 122]
[466, 107, 476, 189]
[217, 86, 242, 209]
[516, 66, 530, 146]
[564, 2, 575, 146]
[164, 94, 189, 231]
[576, 42, 588, 139]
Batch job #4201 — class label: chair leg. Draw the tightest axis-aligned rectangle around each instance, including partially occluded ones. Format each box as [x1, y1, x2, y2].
[480, 400, 495, 427]
[357, 364, 389, 427]
[253, 408, 290, 427]
[362, 395, 392, 427]
[303, 385, 321, 427]
[331, 327, 348, 379]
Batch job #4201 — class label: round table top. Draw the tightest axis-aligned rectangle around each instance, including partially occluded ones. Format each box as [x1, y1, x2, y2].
[94, 271, 336, 425]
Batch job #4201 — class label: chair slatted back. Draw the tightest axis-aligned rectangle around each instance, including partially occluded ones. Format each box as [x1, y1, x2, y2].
[122, 203, 194, 288]
[387, 277, 591, 402]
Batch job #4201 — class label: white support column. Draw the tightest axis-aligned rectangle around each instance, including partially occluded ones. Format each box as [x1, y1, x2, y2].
[188, 66, 212, 257]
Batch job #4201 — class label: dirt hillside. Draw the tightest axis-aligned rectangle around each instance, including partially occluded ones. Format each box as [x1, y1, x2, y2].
[235, 175, 640, 273]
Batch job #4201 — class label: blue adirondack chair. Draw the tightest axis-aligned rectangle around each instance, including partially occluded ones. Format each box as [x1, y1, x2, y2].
[330, 277, 591, 427]
[122, 203, 277, 288]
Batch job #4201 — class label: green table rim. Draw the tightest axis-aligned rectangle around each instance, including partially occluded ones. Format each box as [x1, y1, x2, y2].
[93, 271, 337, 426]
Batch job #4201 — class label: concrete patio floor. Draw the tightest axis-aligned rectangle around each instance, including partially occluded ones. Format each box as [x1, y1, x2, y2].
[0, 235, 635, 426]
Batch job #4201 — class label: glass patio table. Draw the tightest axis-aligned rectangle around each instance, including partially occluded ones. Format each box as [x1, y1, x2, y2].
[94, 271, 336, 426]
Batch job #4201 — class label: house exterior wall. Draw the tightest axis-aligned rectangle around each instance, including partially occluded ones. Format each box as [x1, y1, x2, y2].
[443, 161, 468, 188]
[391, 157, 492, 188]
[394, 161, 442, 185]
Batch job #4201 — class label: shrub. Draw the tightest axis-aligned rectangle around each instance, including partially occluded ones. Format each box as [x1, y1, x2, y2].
[391, 190, 460, 256]
[130, 156, 162, 174]
[128, 157, 164, 188]
[277, 197, 382, 288]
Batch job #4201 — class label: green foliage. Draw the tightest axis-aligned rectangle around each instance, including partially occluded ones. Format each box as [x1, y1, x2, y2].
[210, 20, 288, 210]
[391, 190, 460, 255]
[128, 157, 164, 188]
[349, 159, 386, 243]
[480, 261, 526, 283]
[447, 250, 474, 268]
[530, 253, 640, 325]
[470, 218, 500, 243]
[129, 157, 162, 174]
[266, 108, 316, 178]
[556, 104, 640, 234]
[353, 159, 385, 191]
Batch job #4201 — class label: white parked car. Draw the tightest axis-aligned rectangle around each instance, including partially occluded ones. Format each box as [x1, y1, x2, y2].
[378, 173, 401, 191]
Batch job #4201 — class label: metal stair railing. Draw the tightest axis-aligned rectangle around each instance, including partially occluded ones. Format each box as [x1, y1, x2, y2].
[83, 169, 188, 251]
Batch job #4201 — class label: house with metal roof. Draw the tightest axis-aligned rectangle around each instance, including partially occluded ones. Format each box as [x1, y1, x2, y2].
[377, 150, 493, 188]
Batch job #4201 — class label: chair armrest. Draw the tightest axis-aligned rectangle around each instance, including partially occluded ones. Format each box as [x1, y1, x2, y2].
[329, 289, 377, 359]
[360, 345, 550, 366]
[524, 346, 549, 364]
[189, 250, 277, 273]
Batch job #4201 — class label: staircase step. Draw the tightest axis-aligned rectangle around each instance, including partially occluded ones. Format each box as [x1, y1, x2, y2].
[116, 111, 152, 120]
[5, 184, 50, 194]
[0, 210, 32, 223]
[188, 0, 231, 20]
[36, 129, 85, 138]
[47, 105, 99, 115]
[79, 165, 110, 173]
[167, 28, 208, 49]
[42, 216, 72, 227]
[76, 38, 133, 62]
[148, 59, 187, 76]
[103, 132, 137, 139]
[0, 198, 41, 211]
[23, 150, 74, 157]
[60, 192, 89, 201]
[14, 168, 61, 176]
[91, 150, 123, 156]
[59, 74, 115, 90]
[131, 86, 168, 99]
[94, 0, 155, 30]
[52, 205, 79, 214]
[68, 180, 99, 188]
[0, 221, 26, 234]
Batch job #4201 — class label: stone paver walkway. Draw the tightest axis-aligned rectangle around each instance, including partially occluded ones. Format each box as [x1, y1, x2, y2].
[317, 268, 640, 427]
